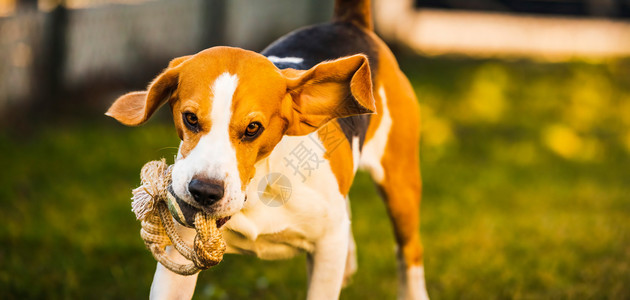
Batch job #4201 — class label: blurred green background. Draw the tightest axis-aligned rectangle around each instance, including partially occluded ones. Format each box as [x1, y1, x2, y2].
[1, 0, 630, 299]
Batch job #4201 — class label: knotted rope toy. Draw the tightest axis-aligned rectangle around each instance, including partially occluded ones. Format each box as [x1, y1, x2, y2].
[130, 159, 227, 276]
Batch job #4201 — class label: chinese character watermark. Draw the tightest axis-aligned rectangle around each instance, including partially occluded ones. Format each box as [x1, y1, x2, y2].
[282, 120, 349, 182]
[283, 141, 326, 181]
[257, 172, 292, 207]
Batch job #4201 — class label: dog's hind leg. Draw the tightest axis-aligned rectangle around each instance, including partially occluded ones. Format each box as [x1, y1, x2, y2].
[360, 75, 428, 299]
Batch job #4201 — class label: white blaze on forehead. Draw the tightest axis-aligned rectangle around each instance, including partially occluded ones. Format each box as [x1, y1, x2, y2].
[210, 73, 239, 136]
[171, 72, 244, 216]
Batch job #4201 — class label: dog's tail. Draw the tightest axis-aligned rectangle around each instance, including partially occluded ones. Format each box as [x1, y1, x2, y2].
[333, 0, 373, 31]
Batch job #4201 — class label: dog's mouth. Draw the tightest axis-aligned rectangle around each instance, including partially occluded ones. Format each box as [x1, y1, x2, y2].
[166, 185, 232, 228]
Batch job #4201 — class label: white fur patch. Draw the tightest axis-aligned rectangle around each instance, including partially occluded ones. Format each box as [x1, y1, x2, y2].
[267, 56, 304, 64]
[209, 73, 238, 135]
[401, 266, 430, 300]
[359, 86, 392, 183]
[150, 222, 198, 299]
[223, 134, 348, 259]
[171, 73, 244, 217]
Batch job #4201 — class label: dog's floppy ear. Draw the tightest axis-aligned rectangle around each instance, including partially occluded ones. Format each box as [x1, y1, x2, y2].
[281, 54, 376, 136]
[106, 55, 192, 126]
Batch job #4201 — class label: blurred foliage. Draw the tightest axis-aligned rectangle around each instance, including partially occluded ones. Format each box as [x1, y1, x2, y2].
[403, 56, 630, 299]
[0, 55, 629, 299]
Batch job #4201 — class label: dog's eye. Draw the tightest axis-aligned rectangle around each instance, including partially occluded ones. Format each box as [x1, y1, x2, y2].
[244, 122, 263, 139]
[183, 112, 199, 130]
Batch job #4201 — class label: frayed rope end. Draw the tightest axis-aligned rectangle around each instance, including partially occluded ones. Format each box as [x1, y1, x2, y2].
[130, 158, 171, 220]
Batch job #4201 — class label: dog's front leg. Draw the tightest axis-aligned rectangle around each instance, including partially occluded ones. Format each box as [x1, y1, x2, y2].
[306, 217, 351, 300]
[149, 222, 199, 300]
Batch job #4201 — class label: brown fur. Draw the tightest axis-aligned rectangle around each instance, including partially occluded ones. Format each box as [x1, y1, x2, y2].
[334, 0, 373, 30]
[107, 47, 376, 195]
[107, 0, 425, 296]
[318, 27, 424, 269]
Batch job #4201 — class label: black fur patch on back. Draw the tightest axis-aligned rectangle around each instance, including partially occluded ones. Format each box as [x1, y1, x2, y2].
[262, 21, 377, 150]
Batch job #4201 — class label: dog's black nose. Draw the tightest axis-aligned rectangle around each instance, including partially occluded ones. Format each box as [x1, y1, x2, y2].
[188, 178, 224, 206]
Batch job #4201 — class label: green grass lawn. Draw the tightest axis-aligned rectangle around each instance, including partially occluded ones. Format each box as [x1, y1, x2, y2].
[1, 56, 629, 299]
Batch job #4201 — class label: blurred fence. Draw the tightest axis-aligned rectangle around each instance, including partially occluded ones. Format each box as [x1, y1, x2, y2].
[2, 0, 629, 120]
[0, 0, 331, 117]
[376, 0, 630, 60]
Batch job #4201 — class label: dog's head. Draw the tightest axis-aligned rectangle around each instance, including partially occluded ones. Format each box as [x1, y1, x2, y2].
[107, 46, 375, 218]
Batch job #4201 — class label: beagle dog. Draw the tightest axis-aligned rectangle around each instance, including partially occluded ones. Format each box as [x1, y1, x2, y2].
[107, 0, 427, 299]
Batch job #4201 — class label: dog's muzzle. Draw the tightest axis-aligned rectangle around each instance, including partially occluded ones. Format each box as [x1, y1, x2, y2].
[166, 185, 230, 228]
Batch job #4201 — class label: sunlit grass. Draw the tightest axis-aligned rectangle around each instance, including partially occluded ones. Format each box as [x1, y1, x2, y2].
[1, 56, 629, 299]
